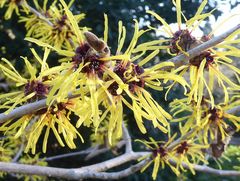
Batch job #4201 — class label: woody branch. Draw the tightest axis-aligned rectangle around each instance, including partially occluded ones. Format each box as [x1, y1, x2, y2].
[1, 149, 240, 179]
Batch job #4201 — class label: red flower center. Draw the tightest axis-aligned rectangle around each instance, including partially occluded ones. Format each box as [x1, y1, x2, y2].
[176, 141, 189, 154]
[24, 80, 49, 101]
[108, 61, 145, 95]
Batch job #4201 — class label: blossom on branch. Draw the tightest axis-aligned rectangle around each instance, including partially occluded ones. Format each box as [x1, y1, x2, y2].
[148, 0, 240, 107]
[19, 0, 86, 49]
[170, 97, 240, 158]
[136, 136, 208, 179]
[25, 0, 188, 145]
[0, 48, 60, 114]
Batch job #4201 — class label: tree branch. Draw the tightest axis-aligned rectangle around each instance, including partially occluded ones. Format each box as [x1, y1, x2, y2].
[0, 99, 46, 124]
[192, 164, 240, 176]
[1, 151, 240, 180]
[122, 123, 132, 153]
[0, 152, 149, 180]
[44, 146, 97, 162]
[20, 2, 53, 26]
[169, 159, 240, 176]
[84, 141, 125, 161]
[79, 159, 149, 180]
[0, 93, 79, 124]
[12, 144, 24, 163]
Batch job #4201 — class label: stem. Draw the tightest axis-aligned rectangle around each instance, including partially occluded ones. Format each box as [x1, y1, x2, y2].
[44, 147, 95, 162]
[122, 123, 133, 153]
[12, 144, 24, 163]
[1, 151, 240, 180]
[0, 152, 149, 180]
[0, 93, 79, 124]
[21, 3, 53, 26]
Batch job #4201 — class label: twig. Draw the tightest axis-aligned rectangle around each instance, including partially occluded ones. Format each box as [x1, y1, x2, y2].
[44, 146, 96, 162]
[20, 3, 53, 26]
[43, 141, 125, 162]
[227, 105, 240, 115]
[0, 83, 9, 92]
[85, 141, 125, 161]
[1, 151, 240, 180]
[0, 152, 149, 180]
[0, 136, 7, 140]
[230, 137, 240, 146]
[122, 123, 132, 153]
[0, 92, 79, 124]
[84, 146, 108, 161]
[12, 144, 24, 163]
[169, 159, 240, 176]
[80, 159, 150, 180]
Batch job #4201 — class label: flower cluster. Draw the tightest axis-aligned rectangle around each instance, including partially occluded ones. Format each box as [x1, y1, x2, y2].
[137, 136, 208, 179]
[0, 0, 188, 153]
[148, 0, 240, 107]
[19, 0, 86, 49]
[170, 97, 240, 148]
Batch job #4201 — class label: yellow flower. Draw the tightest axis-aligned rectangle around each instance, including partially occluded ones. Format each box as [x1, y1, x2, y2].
[0, 98, 84, 154]
[0, 48, 86, 154]
[25, 0, 109, 126]
[136, 136, 180, 180]
[170, 98, 240, 145]
[0, 48, 68, 114]
[137, 136, 209, 179]
[103, 59, 188, 137]
[148, 0, 240, 107]
[147, 0, 213, 56]
[20, 0, 86, 49]
[0, 0, 28, 19]
[171, 140, 208, 174]
[98, 17, 188, 140]
[0, 48, 57, 114]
